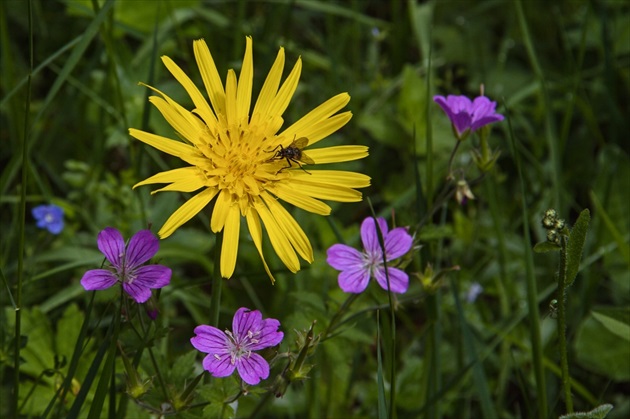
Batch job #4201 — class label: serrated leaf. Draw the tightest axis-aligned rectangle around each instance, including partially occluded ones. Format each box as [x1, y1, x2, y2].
[534, 241, 561, 253]
[170, 351, 198, 387]
[592, 307, 630, 342]
[559, 403, 613, 419]
[566, 209, 590, 286]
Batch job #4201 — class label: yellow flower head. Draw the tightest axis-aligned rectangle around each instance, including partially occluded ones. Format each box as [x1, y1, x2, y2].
[131, 37, 370, 281]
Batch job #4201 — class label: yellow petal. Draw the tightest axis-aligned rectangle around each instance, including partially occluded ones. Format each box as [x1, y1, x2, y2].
[267, 57, 301, 118]
[134, 167, 206, 194]
[210, 189, 232, 233]
[306, 145, 369, 164]
[261, 192, 313, 262]
[161, 55, 218, 128]
[268, 183, 331, 215]
[194, 39, 226, 117]
[148, 96, 204, 147]
[129, 128, 199, 159]
[254, 198, 300, 273]
[291, 170, 371, 188]
[236, 36, 253, 123]
[245, 210, 275, 283]
[220, 207, 240, 278]
[281, 93, 350, 140]
[225, 69, 238, 129]
[134, 167, 201, 188]
[158, 188, 218, 238]
[287, 179, 363, 202]
[297, 112, 352, 145]
[252, 46, 285, 118]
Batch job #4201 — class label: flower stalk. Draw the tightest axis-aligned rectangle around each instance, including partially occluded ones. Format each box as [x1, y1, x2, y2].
[556, 234, 573, 413]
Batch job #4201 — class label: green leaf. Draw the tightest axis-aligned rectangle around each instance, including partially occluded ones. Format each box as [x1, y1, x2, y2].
[566, 209, 591, 286]
[575, 314, 630, 381]
[591, 307, 630, 342]
[559, 403, 613, 419]
[534, 241, 561, 253]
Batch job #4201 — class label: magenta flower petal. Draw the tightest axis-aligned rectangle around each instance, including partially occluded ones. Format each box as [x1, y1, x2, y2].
[122, 282, 152, 303]
[203, 353, 236, 378]
[434, 94, 503, 138]
[96, 227, 126, 268]
[134, 265, 172, 288]
[191, 308, 284, 385]
[236, 352, 270, 385]
[251, 319, 284, 350]
[191, 325, 229, 353]
[326, 244, 363, 270]
[126, 230, 159, 267]
[374, 266, 409, 294]
[338, 267, 371, 293]
[82, 227, 171, 303]
[384, 227, 413, 260]
[327, 216, 413, 295]
[450, 112, 473, 136]
[233, 307, 261, 338]
[81, 269, 118, 290]
[361, 217, 390, 254]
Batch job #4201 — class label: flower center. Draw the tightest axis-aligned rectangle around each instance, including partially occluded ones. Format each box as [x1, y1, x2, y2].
[198, 122, 279, 203]
[363, 249, 383, 275]
[225, 328, 261, 365]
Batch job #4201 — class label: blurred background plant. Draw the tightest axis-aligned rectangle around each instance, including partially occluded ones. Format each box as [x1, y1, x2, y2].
[1, 0, 628, 418]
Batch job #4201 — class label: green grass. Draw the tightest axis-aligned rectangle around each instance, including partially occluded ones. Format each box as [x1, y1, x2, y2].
[1, 0, 629, 418]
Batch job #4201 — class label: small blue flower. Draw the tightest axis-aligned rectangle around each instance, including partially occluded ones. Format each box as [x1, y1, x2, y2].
[32, 204, 64, 234]
[466, 282, 484, 303]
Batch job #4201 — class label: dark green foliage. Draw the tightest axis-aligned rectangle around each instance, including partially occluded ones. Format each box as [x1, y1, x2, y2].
[1, 0, 628, 418]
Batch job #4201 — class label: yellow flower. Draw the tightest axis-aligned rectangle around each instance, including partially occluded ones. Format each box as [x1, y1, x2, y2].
[131, 37, 370, 281]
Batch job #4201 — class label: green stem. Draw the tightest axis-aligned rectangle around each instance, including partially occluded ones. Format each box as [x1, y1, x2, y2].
[557, 237, 573, 413]
[505, 100, 548, 416]
[322, 293, 360, 340]
[13, 1, 33, 416]
[210, 231, 224, 327]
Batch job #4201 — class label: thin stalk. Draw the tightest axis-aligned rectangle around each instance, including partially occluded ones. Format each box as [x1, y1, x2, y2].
[505, 101, 548, 416]
[210, 231, 223, 327]
[13, 1, 33, 417]
[514, 0, 561, 211]
[557, 237, 573, 412]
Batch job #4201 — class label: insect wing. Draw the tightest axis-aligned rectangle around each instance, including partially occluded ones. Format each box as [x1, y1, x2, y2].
[291, 137, 309, 149]
[298, 152, 315, 165]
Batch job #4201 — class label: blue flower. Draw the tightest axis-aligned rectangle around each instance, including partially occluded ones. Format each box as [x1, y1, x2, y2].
[32, 204, 64, 234]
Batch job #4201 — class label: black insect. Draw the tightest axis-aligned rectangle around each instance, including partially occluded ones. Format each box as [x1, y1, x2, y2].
[268, 136, 314, 174]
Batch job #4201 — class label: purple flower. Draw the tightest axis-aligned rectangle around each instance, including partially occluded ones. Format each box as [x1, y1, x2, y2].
[32, 204, 64, 234]
[433, 94, 504, 139]
[80, 227, 172, 303]
[326, 217, 413, 294]
[190, 307, 284, 386]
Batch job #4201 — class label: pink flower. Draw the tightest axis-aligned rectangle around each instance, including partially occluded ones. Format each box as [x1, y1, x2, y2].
[80, 228, 171, 303]
[326, 217, 413, 294]
[190, 308, 284, 386]
[434, 94, 504, 139]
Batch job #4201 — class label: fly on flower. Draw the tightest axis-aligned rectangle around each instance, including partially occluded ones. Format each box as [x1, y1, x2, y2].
[268, 136, 315, 174]
[130, 37, 370, 281]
